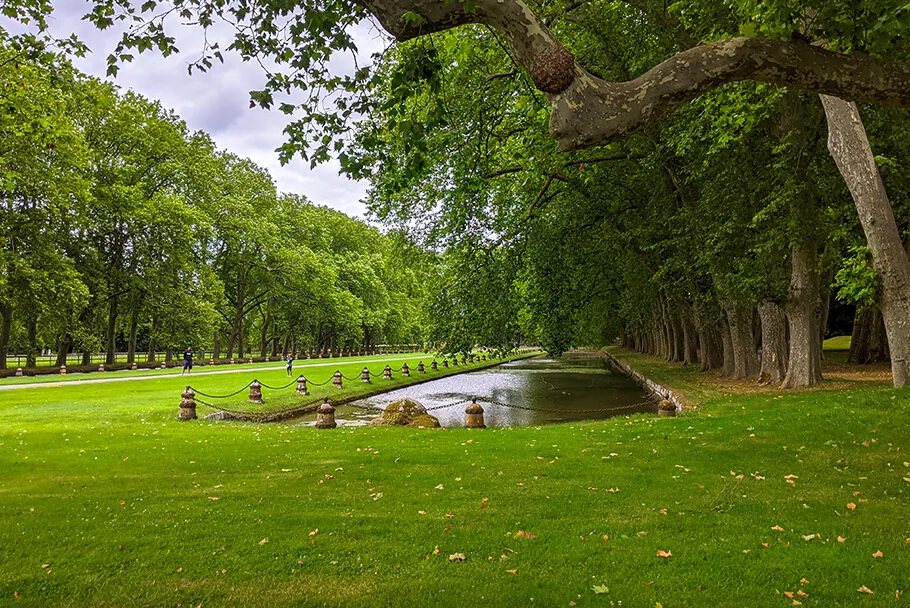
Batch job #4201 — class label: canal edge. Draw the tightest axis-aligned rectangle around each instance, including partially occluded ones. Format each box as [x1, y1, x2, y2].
[600, 350, 693, 414]
[217, 351, 545, 423]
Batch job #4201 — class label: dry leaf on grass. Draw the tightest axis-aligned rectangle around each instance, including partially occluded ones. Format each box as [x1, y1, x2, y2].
[657, 550, 672, 558]
[872, 550, 883, 558]
[308, 529, 319, 537]
[514, 530, 537, 539]
[449, 553, 466, 562]
[505, 569, 517, 574]
[259, 538, 268, 545]
[772, 525, 785, 532]
[857, 586, 875, 595]
[846, 503, 857, 511]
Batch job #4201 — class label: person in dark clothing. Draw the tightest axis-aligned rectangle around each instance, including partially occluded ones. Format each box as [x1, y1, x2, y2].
[286, 354, 294, 377]
[182, 347, 194, 376]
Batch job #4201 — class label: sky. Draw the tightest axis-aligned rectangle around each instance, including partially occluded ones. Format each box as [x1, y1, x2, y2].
[31, 3, 392, 218]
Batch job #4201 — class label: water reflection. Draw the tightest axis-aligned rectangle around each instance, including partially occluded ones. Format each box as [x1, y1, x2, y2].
[299, 352, 653, 428]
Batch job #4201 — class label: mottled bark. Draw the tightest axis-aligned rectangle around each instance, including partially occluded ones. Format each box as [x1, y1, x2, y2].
[726, 305, 760, 379]
[681, 311, 699, 366]
[147, 316, 158, 364]
[848, 308, 872, 364]
[758, 302, 788, 384]
[782, 242, 824, 388]
[821, 95, 910, 386]
[259, 311, 271, 358]
[55, 335, 71, 367]
[213, 330, 221, 360]
[26, 314, 37, 368]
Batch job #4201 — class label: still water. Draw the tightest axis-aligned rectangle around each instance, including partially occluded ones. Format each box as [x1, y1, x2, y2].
[297, 352, 653, 428]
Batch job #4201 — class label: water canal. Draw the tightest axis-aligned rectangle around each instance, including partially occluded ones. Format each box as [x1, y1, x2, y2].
[297, 352, 654, 427]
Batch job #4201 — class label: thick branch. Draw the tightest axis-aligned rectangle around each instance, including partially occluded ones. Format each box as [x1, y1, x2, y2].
[483, 166, 524, 179]
[356, 0, 910, 150]
[551, 37, 910, 149]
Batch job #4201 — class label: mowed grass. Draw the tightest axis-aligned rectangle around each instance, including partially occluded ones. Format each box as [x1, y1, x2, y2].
[823, 335, 853, 352]
[1, 349, 908, 607]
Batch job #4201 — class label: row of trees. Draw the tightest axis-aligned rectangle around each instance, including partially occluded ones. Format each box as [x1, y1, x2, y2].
[0, 49, 429, 368]
[341, 1, 910, 388]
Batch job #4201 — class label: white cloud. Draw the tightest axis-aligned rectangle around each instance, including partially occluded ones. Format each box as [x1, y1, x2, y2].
[17, 3, 391, 218]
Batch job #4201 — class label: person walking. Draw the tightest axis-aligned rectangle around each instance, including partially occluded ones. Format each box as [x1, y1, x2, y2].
[182, 347, 194, 376]
[286, 353, 294, 377]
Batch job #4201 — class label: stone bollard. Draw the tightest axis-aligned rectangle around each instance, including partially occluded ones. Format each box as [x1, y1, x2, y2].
[481, 354, 486, 361]
[402, 363, 410, 377]
[209, 359, 215, 366]
[315, 398, 337, 429]
[431, 360, 438, 371]
[333, 370, 343, 389]
[469, 355, 475, 363]
[460, 356, 466, 366]
[417, 361, 425, 374]
[60, 365, 67, 375]
[361, 367, 371, 383]
[442, 359, 449, 368]
[179, 386, 197, 420]
[465, 400, 486, 429]
[249, 357, 254, 364]
[383, 365, 392, 380]
[265, 356, 270, 362]
[658, 400, 677, 417]
[131, 362, 138, 371]
[296, 375, 309, 395]
[98, 363, 105, 372]
[15, 367, 23, 377]
[230, 358, 235, 365]
[249, 380, 263, 404]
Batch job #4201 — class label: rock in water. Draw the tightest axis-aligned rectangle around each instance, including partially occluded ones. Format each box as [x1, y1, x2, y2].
[370, 399, 441, 428]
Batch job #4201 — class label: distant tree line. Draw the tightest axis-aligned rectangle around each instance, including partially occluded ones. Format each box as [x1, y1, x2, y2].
[0, 49, 431, 368]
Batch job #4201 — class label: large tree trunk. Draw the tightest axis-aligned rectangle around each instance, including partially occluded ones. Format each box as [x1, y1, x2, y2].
[147, 316, 158, 363]
[782, 241, 824, 388]
[127, 306, 139, 364]
[55, 335, 72, 367]
[848, 308, 872, 364]
[105, 294, 118, 365]
[681, 311, 698, 366]
[721, 317, 735, 378]
[213, 330, 221, 360]
[820, 95, 910, 387]
[0, 302, 10, 369]
[758, 302, 788, 384]
[726, 305, 760, 379]
[25, 314, 37, 368]
[870, 308, 890, 362]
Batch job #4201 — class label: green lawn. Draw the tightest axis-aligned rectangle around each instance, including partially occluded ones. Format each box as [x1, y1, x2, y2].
[824, 335, 853, 352]
[1, 349, 907, 607]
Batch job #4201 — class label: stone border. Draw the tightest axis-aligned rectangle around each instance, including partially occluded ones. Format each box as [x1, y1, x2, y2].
[601, 350, 690, 413]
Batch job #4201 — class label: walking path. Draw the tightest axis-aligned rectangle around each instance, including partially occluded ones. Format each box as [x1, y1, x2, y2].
[0, 354, 428, 391]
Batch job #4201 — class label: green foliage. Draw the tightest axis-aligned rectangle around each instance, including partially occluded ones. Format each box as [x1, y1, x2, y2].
[834, 245, 880, 308]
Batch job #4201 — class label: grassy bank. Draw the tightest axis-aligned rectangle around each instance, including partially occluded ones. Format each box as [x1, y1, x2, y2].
[1, 348, 907, 607]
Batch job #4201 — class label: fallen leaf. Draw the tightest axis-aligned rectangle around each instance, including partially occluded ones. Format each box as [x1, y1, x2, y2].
[515, 530, 537, 539]
[772, 525, 785, 532]
[41, 564, 50, 569]
[308, 529, 319, 537]
[784, 591, 794, 599]
[418, 510, 427, 515]
[802, 534, 816, 541]
[857, 586, 874, 595]
[592, 584, 610, 595]
[259, 538, 268, 545]
[838, 536, 846, 543]
[797, 590, 809, 598]
[449, 553, 466, 562]
[873, 550, 883, 558]
[434, 484, 444, 490]
[14, 592, 20, 599]
[846, 503, 856, 511]
[602, 535, 609, 542]
[505, 569, 518, 574]
[657, 550, 672, 558]
[433, 546, 440, 555]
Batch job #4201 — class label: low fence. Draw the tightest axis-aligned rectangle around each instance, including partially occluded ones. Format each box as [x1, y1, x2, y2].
[175, 349, 652, 424]
[0, 344, 424, 377]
